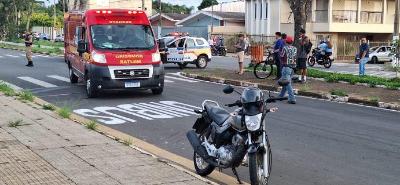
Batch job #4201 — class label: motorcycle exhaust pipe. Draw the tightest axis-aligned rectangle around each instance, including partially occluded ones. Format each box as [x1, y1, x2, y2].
[186, 130, 209, 159]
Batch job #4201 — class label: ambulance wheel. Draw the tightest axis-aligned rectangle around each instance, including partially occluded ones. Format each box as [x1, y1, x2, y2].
[151, 87, 163, 95]
[178, 63, 188, 69]
[196, 56, 208, 69]
[85, 74, 98, 98]
[69, 67, 78, 84]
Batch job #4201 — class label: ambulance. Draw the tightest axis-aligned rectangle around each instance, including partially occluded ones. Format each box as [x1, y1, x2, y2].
[64, 9, 163, 98]
[159, 34, 211, 69]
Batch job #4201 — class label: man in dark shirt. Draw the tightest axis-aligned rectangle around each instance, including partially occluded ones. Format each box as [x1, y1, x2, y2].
[358, 37, 369, 76]
[274, 32, 284, 79]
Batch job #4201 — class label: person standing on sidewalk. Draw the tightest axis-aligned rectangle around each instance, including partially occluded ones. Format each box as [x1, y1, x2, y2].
[24, 31, 34, 67]
[279, 36, 297, 104]
[358, 37, 369, 76]
[297, 29, 312, 83]
[274, 32, 285, 79]
[234, 34, 246, 75]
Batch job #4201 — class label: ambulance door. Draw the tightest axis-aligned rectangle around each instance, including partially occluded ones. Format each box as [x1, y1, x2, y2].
[184, 38, 197, 62]
[166, 38, 185, 63]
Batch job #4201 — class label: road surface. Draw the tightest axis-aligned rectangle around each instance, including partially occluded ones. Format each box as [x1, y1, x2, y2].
[0, 48, 399, 185]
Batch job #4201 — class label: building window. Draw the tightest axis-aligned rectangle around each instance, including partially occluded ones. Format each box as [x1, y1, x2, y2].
[265, 2, 268, 19]
[220, 20, 225, 26]
[255, 3, 257, 19]
[260, 2, 263, 19]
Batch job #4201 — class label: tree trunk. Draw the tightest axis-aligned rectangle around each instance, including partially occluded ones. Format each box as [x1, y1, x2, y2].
[26, 1, 34, 32]
[287, 0, 312, 48]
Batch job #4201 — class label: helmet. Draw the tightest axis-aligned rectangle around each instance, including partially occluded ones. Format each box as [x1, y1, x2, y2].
[241, 87, 264, 115]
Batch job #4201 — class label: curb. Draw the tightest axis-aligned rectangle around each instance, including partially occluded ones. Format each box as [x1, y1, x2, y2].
[0, 45, 63, 57]
[181, 72, 400, 111]
[30, 97, 242, 185]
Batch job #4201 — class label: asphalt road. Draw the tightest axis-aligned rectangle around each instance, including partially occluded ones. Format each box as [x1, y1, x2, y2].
[1, 48, 399, 185]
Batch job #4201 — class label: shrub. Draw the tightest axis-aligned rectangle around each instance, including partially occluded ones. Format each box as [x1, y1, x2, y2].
[85, 120, 97, 130]
[330, 89, 348, 96]
[42, 104, 56, 111]
[18, 91, 34, 102]
[57, 106, 71, 118]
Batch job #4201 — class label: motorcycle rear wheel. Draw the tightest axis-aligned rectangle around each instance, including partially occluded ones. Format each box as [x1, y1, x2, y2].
[254, 62, 274, 79]
[193, 152, 215, 176]
[324, 59, 332, 68]
[307, 56, 316, 67]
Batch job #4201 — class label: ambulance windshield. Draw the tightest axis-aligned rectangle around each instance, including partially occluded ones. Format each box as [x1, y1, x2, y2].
[91, 25, 155, 50]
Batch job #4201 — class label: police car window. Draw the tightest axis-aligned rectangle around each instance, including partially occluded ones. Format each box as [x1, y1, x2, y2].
[196, 39, 205, 45]
[168, 39, 179, 48]
[178, 38, 186, 47]
[186, 39, 195, 48]
[378, 47, 386, 52]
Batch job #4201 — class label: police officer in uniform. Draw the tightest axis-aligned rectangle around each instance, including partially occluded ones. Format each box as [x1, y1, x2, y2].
[24, 31, 34, 67]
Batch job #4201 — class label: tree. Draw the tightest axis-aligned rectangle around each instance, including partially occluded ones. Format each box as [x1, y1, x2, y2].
[152, 1, 193, 14]
[287, 0, 312, 47]
[198, 0, 218, 10]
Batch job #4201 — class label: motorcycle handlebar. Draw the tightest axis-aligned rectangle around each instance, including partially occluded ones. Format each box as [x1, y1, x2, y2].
[225, 100, 242, 107]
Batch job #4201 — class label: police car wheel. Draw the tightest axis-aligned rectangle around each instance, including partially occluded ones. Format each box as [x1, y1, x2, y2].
[196, 56, 208, 69]
[86, 75, 98, 98]
[151, 87, 163, 95]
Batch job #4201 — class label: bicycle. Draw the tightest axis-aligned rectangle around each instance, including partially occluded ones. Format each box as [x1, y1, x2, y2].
[253, 50, 275, 79]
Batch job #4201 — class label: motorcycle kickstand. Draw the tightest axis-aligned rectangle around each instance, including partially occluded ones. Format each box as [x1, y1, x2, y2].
[232, 167, 242, 184]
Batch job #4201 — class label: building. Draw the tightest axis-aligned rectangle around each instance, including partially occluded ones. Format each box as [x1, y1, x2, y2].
[176, 11, 245, 38]
[246, 0, 396, 59]
[67, 0, 152, 15]
[149, 13, 189, 27]
[202, 0, 246, 12]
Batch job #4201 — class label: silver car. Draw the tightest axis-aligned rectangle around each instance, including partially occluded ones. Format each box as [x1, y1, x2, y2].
[368, 46, 392, 64]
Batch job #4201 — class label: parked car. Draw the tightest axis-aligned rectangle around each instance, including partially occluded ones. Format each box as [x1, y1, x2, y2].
[38, 33, 50, 40]
[355, 46, 392, 64]
[55, 34, 64, 42]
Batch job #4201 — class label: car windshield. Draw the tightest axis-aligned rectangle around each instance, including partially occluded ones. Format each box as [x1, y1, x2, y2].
[91, 24, 155, 50]
[369, 46, 379, 52]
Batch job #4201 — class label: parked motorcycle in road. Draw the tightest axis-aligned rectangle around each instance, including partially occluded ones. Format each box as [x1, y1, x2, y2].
[308, 48, 334, 68]
[186, 85, 287, 185]
[211, 45, 227, 56]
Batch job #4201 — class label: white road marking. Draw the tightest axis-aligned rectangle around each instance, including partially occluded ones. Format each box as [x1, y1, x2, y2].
[47, 75, 70, 82]
[165, 75, 198, 83]
[5, 54, 19, 58]
[0, 56, 3, 58]
[164, 79, 174, 83]
[0, 80, 23, 91]
[18, 77, 57, 88]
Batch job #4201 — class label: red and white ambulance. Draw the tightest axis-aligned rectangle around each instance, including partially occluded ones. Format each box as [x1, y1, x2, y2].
[64, 9, 163, 98]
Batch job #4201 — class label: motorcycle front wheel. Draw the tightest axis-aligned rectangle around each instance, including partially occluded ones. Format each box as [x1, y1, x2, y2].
[249, 144, 272, 185]
[307, 56, 316, 67]
[220, 49, 227, 56]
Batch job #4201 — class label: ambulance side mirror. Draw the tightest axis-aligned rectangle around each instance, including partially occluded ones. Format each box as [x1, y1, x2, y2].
[77, 40, 87, 54]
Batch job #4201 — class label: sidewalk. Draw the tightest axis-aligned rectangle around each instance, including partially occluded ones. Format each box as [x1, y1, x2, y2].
[0, 94, 213, 185]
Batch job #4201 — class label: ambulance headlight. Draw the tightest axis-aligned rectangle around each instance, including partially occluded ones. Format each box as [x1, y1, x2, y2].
[152, 52, 161, 63]
[92, 51, 107, 64]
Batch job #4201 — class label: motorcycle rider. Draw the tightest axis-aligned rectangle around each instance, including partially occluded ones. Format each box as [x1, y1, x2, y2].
[317, 40, 333, 62]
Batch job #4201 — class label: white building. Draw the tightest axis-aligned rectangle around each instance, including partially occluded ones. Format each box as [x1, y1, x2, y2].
[202, 0, 245, 12]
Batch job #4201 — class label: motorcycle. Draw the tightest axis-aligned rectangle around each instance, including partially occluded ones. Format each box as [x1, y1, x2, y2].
[307, 48, 334, 68]
[186, 85, 287, 185]
[211, 45, 227, 56]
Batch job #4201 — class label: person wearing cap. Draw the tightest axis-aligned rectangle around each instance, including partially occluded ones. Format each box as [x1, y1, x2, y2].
[279, 36, 297, 104]
[24, 31, 34, 67]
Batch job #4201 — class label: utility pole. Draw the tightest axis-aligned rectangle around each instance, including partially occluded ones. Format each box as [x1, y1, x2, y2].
[142, 0, 145, 11]
[395, 0, 400, 77]
[211, 4, 214, 34]
[62, 0, 65, 15]
[53, 0, 57, 41]
[158, 0, 162, 39]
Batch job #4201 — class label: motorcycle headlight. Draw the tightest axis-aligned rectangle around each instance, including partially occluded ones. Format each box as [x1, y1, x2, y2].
[152, 52, 161, 63]
[245, 114, 262, 131]
[92, 51, 107, 64]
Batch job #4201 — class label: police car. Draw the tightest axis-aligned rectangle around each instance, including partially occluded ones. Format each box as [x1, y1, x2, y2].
[159, 35, 211, 69]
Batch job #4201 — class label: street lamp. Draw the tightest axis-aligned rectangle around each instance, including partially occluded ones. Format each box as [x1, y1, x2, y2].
[158, 0, 162, 39]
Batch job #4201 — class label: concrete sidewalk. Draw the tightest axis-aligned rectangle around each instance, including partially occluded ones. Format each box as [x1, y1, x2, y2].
[0, 94, 213, 185]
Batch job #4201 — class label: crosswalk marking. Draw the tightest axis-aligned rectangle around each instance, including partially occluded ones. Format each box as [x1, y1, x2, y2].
[165, 75, 198, 83]
[18, 77, 57, 88]
[5, 54, 19, 58]
[164, 79, 174, 83]
[0, 80, 23, 91]
[0, 56, 3, 58]
[47, 75, 70, 82]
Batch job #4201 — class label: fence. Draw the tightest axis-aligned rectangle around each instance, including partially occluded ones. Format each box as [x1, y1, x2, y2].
[335, 40, 391, 61]
[211, 33, 275, 53]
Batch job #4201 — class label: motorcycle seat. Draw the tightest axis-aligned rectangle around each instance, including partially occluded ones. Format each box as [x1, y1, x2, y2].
[204, 104, 230, 126]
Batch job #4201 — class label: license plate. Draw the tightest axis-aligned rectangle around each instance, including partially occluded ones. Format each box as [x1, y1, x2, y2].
[125, 81, 140, 88]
